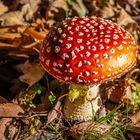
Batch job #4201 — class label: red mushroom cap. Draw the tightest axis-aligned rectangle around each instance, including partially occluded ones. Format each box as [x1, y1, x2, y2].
[40, 17, 137, 85]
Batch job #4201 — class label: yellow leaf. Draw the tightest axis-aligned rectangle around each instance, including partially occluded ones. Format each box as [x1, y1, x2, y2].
[68, 88, 80, 102]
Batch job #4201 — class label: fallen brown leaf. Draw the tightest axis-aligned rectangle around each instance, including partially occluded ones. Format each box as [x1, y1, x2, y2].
[0, 97, 24, 139]
[45, 0, 68, 26]
[0, 103, 24, 117]
[129, 122, 140, 134]
[105, 80, 125, 103]
[101, 3, 115, 18]
[117, 8, 138, 33]
[17, 61, 45, 87]
[0, 3, 35, 26]
[21, 4, 34, 21]
[0, 118, 13, 139]
[70, 121, 110, 135]
[129, 110, 140, 124]
[105, 75, 139, 105]
[0, 1, 8, 16]
[20, 0, 41, 14]
[0, 96, 8, 103]
[47, 99, 62, 124]
[69, 121, 92, 134]
[0, 11, 25, 26]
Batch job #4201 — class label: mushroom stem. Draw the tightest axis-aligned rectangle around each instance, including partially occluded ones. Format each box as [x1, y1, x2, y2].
[63, 84, 102, 122]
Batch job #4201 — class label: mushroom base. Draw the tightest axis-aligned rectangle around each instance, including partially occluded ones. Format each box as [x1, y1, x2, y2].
[63, 85, 102, 122]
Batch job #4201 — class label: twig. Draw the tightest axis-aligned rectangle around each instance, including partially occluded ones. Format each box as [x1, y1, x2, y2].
[0, 115, 26, 118]
[0, 42, 17, 48]
[22, 42, 39, 49]
[24, 27, 45, 41]
[13, 123, 21, 140]
[28, 113, 48, 119]
[0, 113, 48, 119]
[8, 52, 29, 58]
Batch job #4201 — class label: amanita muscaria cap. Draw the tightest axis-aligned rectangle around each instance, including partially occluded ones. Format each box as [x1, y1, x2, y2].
[40, 17, 137, 85]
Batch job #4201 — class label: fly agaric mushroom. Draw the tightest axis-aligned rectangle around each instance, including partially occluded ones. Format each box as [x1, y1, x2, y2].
[40, 17, 137, 121]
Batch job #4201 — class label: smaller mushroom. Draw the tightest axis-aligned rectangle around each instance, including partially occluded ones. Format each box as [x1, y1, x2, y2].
[40, 17, 137, 122]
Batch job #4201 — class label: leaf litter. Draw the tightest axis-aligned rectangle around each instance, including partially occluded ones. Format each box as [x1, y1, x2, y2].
[0, 0, 140, 139]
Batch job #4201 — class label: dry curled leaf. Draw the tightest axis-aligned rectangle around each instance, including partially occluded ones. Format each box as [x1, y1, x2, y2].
[45, 0, 68, 27]
[47, 100, 62, 124]
[101, 3, 115, 18]
[106, 76, 139, 105]
[17, 61, 45, 87]
[0, 1, 8, 16]
[0, 103, 24, 117]
[20, 0, 41, 16]
[0, 98, 24, 140]
[130, 122, 140, 134]
[106, 80, 125, 103]
[69, 122, 92, 134]
[117, 8, 138, 33]
[0, 3, 35, 26]
[70, 121, 110, 134]
[129, 110, 140, 124]
[0, 11, 25, 26]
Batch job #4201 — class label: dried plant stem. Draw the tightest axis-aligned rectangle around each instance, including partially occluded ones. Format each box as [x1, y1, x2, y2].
[24, 27, 45, 41]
